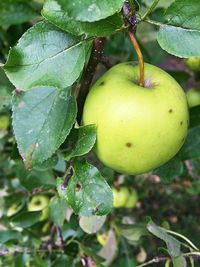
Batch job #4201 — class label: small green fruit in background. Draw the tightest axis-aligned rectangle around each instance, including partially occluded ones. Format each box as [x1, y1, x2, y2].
[184, 57, 200, 72]
[0, 115, 10, 130]
[97, 232, 109, 246]
[7, 203, 23, 217]
[136, 247, 147, 263]
[112, 187, 129, 208]
[186, 88, 200, 108]
[125, 188, 138, 208]
[28, 195, 49, 221]
[83, 62, 189, 175]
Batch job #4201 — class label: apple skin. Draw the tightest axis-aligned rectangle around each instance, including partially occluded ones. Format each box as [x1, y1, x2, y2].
[83, 62, 189, 175]
[186, 88, 200, 108]
[124, 188, 138, 208]
[112, 187, 129, 208]
[28, 195, 49, 221]
[184, 57, 200, 72]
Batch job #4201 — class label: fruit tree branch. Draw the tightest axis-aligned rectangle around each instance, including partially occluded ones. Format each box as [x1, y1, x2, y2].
[77, 37, 105, 124]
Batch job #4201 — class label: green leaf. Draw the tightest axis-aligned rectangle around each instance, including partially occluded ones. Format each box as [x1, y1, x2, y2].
[3, 21, 89, 90]
[189, 106, 200, 128]
[147, 220, 186, 266]
[0, 86, 12, 111]
[52, 255, 75, 267]
[57, 160, 113, 216]
[157, 0, 200, 57]
[0, 0, 37, 26]
[12, 86, 77, 167]
[42, 0, 124, 37]
[179, 126, 200, 160]
[79, 215, 106, 234]
[56, 0, 125, 22]
[120, 223, 148, 242]
[49, 196, 68, 227]
[64, 125, 96, 160]
[17, 167, 55, 191]
[153, 156, 184, 183]
[0, 230, 22, 243]
[11, 211, 42, 228]
[33, 154, 58, 171]
[97, 229, 117, 266]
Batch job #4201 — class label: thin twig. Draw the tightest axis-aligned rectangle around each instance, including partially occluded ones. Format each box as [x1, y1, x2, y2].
[61, 161, 73, 189]
[166, 229, 199, 251]
[141, 0, 160, 21]
[128, 31, 144, 87]
[77, 37, 105, 124]
[136, 256, 167, 267]
[41, 224, 57, 252]
[56, 226, 65, 252]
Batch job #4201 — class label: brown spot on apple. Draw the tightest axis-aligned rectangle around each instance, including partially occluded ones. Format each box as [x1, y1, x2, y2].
[126, 142, 132, 148]
[99, 81, 105, 86]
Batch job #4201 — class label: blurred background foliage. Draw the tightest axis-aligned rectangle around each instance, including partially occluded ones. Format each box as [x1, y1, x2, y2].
[1, 0, 200, 266]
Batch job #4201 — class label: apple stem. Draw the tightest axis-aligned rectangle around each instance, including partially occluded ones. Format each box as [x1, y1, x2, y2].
[128, 31, 144, 87]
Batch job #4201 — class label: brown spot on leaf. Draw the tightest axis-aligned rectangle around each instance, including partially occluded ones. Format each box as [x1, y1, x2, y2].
[75, 183, 81, 192]
[180, 121, 183, 125]
[168, 109, 173, 113]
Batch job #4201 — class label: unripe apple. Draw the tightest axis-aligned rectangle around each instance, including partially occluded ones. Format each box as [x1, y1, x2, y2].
[28, 195, 49, 221]
[83, 62, 189, 175]
[0, 115, 10, 130]
[136, 247, 147, 263]
[7, 203, 23, 217]
[186, 88, 200, 108]
[97, 232, 109, 246]
[184, 57, 200, 72]
[112, 187, 129, 208]
[124, 188, 138, 208]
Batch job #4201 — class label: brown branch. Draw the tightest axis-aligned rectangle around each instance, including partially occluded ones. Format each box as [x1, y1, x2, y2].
[61, 163, 73, 189]
[77, 37, 106, 124]
[41, 224, 57, 253]
[56, 226, 65, 252]
[100, 54, 112, 69]
[128, 31, 144, 87]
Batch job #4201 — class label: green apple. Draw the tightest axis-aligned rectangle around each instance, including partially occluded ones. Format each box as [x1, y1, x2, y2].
[0, 115, 10, 130]
[125, 188, 138, 208]
[7, 203, 23, 217]
[83, 62, 189, 175]
[186, 88, 200, 108]
[28, 195, 49, 221]
[184, 57, 200, 71]
[97, 232, 109, 246]
[112, 187, 129, 208]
